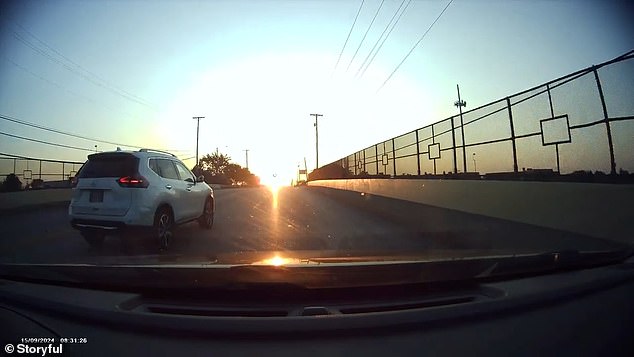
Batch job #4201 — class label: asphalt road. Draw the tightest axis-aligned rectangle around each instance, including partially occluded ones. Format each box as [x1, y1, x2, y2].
[0, 186, 621, 265]
[0, 186, 421, 264]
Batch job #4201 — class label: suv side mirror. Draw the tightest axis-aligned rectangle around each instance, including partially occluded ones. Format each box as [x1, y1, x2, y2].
[196, 175, 205, 183]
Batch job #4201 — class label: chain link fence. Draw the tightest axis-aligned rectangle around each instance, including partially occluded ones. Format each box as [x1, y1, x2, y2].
[0, 153, 83, 189]
[313, 51, 634, 183]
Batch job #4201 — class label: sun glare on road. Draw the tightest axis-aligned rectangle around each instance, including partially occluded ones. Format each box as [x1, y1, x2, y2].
[264, 174, 288, 210]
[267, 183, 281, 210]
[264, 176, 286, 244]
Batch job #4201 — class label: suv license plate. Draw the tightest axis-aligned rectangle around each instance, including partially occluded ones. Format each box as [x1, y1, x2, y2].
[89, 190, 104, 203]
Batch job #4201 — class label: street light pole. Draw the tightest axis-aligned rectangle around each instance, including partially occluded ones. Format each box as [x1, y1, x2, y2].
[472, 153, 477, 172]
[310, 113, 323, 170]
[454, 85, 467, 173]
[244, 149, 249, 170]
[192, 116, 205, 168]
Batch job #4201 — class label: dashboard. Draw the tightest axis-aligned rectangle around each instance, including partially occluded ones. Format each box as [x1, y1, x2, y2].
[1, 258, 633, 356]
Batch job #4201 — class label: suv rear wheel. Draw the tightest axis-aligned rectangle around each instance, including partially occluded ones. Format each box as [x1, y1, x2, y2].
[198, 198, 214, 229]
[154, 207, 173, 251]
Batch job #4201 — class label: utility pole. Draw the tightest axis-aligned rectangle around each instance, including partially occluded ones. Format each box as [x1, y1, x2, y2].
[310, 113, 323, 169]
[192, 116, 205, 168]
[454, 85, 467, 173]
[244, 149, 249, 170]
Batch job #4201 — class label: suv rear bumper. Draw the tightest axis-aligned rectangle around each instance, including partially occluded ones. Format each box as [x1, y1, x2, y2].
[70, 219, 150, 234]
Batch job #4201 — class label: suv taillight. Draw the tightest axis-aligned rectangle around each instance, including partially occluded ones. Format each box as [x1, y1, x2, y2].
[117, 175, 149, 188]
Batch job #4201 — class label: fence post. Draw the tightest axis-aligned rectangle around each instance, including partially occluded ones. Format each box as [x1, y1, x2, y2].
[546, 83, 563, 174]
[382, 141, 387, 175]
[363, 149, 366, 174]
[506, 97, 518, 173]
[415, 130, 421, 176]
[354, 152, 358, 176]
[431, 124, 437, 175]
[593, 67, 617, 175]
[375, 144, 379, 174]
[391, 138, 396, 177]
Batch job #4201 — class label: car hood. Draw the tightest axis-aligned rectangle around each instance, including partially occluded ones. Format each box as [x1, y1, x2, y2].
[0, 247, 631, 291]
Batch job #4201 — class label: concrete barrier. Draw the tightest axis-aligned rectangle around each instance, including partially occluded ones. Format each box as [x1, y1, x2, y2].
[0, 189, 72, 212]
[0, 183, 250, 212]
[308, 179, 634, 242]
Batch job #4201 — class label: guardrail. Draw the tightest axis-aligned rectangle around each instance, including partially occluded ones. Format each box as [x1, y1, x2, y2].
[313, 50, 634, 182]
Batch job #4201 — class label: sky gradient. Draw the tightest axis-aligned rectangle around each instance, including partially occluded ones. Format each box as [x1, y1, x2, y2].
[0, 0, 632, 184]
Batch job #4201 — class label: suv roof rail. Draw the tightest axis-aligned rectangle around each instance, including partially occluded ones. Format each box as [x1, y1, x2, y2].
[138, 148, 177, 157]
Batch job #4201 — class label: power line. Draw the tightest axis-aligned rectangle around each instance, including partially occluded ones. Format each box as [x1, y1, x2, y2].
[0, 114, 192, 153]
[0, 129, 193, 157]
[12, 21, 153, 107]
[333, 0, 365, 73]
[2, 56, 139, 120]
[9, 23, 155, 108]
[0, 130, 99, 152]
[11, 26, 154, 108]
[0, 114, 141, 149]
[346, 0, 386, 72]
[0, 151, 84, 165]
[1, 58, 190, 153]
[11, 30, 151, 108]
[355, 0, 408, 78]
[359, 0, 412, 78]
[377, 0, 453, 92]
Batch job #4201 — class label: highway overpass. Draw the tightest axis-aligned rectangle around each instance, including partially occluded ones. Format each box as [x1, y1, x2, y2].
[1, 180, 631, 264]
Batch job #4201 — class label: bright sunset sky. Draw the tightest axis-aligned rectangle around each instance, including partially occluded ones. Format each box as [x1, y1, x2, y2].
[0, 0, 632, 184]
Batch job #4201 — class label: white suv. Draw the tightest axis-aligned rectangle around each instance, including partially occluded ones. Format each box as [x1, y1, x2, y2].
[69, 148, 214, 250]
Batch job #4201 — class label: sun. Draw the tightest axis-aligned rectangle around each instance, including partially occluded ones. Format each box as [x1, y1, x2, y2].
[262, 173, 289, 192]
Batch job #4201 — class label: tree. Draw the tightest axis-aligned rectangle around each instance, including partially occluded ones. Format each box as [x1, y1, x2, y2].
[196, 151, 260, 186]
[2, 173, 22, 192]
[199, 152, 231, 176]
[244, 170, 260, 186]
[224, 163, 241, 185]
[223, 164, 260, 186]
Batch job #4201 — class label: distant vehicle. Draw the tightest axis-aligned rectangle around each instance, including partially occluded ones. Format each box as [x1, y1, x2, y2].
[68, 148, 214, 250]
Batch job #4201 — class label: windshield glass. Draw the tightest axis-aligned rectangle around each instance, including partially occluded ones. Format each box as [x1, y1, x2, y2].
[78, 153, 138, 178]
[0, 0, 632, 285]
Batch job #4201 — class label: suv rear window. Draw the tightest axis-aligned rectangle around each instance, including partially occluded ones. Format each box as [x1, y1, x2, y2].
[78, 153, 139, 178]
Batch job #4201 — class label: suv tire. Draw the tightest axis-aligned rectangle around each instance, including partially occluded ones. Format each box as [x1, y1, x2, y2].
[198, 198, 214, 229]
[155, 207, 174, 251]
